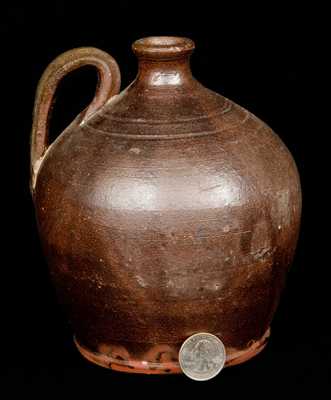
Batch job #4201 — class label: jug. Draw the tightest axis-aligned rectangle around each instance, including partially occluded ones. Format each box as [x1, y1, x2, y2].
[31, 37, 301, 375]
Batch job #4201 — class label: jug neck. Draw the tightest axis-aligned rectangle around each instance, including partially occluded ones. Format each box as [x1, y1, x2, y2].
[132, 36, 195, 88]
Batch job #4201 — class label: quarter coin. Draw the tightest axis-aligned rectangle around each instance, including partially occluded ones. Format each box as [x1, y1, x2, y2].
[179, 332, 226, 381]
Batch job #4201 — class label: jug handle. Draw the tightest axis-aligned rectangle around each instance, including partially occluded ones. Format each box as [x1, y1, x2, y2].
[30, 47, 121, 194]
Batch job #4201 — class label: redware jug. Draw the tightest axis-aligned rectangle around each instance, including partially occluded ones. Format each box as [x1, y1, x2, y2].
[30, 37, 301, 375]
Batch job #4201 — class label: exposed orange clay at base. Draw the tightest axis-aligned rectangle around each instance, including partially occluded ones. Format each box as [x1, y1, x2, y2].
[74, 327, 270, 374]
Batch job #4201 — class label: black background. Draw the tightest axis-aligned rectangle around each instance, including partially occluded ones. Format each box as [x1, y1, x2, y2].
[2, 1, 324, 396]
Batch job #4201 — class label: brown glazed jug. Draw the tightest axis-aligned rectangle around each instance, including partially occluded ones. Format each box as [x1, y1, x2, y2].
[31, 37, 301, 375]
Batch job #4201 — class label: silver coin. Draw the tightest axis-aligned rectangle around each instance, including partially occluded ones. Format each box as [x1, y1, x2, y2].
[179, 333, 226, 381]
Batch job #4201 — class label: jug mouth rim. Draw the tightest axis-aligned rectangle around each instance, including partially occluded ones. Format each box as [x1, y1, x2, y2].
[132, 36, 195, 59]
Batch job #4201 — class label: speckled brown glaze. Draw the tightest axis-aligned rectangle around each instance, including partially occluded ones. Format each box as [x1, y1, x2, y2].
[31, 37, 301, 374]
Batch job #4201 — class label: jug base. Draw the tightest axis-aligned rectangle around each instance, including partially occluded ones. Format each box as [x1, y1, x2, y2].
[74, 327, 270, 374]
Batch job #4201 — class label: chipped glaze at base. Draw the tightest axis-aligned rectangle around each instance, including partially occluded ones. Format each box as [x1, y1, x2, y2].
[74, 328, 270, 374]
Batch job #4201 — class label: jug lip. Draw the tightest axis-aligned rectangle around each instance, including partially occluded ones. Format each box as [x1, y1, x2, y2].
[132, 36, 195, 59]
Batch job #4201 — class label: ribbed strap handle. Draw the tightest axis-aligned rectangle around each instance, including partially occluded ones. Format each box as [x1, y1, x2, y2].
[30, 47, 121, 193]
